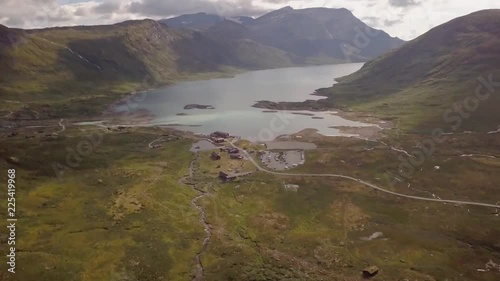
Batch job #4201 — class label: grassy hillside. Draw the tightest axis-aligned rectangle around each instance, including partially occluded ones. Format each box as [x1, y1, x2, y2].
[0, 126, 205, 280]
[1, 21, 179, 103]
[315, 9, 500, 131]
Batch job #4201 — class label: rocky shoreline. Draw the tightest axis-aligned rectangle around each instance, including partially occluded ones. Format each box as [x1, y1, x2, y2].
[252, 99, 331, 111]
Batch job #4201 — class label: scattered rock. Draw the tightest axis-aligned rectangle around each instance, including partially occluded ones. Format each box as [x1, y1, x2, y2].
[361, 232, 384, 241]
[6, 157, 19, 165]
[485, 259, 500, 272]
[283, 184, 300, 192]
[362, 266, 379, 278]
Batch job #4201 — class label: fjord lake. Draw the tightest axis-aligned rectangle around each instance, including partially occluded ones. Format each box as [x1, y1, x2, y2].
[128, 63, 368, 140]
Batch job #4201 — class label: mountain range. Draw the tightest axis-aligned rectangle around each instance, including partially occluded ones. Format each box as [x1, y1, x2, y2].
[161, 7, 405, 62]
[0, 6, 404, 109]
[0, 20, 295, 106]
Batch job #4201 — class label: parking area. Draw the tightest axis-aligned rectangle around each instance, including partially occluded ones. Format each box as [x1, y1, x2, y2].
[259, 150, 305, 171]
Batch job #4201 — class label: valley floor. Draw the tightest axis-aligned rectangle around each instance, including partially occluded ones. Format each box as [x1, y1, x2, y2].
[0, 115, 499, 280]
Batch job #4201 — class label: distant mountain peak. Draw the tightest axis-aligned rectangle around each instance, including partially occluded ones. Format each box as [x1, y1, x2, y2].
[279, 6, 294, 11]
[160, 13, 224, 29]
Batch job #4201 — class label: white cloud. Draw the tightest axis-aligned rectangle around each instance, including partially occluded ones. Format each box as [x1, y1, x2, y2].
[0, 0, 499, 40]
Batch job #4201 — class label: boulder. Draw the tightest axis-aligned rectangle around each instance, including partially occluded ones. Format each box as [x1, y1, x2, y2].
[6, 157, 19, 165]
[362, 266, 379, 278]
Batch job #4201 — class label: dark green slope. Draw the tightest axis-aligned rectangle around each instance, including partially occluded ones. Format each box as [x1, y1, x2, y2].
[1, 20, 181, 104]
[317, 9, 500, 131]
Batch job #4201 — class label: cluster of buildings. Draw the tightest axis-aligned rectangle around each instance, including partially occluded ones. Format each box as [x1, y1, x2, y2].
[207, 131, 249, 181]
[211, 146, 243, 160]
[209, 131, 230, 144]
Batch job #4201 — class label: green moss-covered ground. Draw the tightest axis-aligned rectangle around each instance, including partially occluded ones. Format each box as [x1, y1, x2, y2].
[0, 126, 205, 281]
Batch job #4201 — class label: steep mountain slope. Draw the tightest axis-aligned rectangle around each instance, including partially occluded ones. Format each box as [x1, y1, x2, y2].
[160, 12, 225, 29]
[160, 13, 255, 29]
[0, 20, 295, 106]
[173, 26, 295, 71]
[231, 16, 255, 25]
[161, 7, 405, 62]
[204, 20, 253, 40]
[194, 20, 298, 68]
[316, 9, 500, 131]
[248, 7, 404, 61]
[0, 20, 182, 104]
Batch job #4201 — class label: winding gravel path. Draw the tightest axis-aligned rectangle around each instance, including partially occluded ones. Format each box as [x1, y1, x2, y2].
[230, 139, 500, 209]
[54, 119, 65, 135]
[148, 137, 165, 148]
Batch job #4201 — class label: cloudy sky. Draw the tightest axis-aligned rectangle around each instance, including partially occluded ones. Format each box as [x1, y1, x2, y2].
[1, 0, 499, 40]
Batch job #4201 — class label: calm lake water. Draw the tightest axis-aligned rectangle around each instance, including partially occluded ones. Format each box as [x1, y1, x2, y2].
[130, 63, 368, 140]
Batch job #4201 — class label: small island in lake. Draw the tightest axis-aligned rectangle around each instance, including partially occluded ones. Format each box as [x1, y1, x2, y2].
[184, 104, 215, 110]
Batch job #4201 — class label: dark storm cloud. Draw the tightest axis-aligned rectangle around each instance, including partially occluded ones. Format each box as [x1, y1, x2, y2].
[388, 0, 421, 7]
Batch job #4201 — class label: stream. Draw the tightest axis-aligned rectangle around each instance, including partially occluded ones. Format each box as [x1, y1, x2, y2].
[179, 152, 211, 281]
